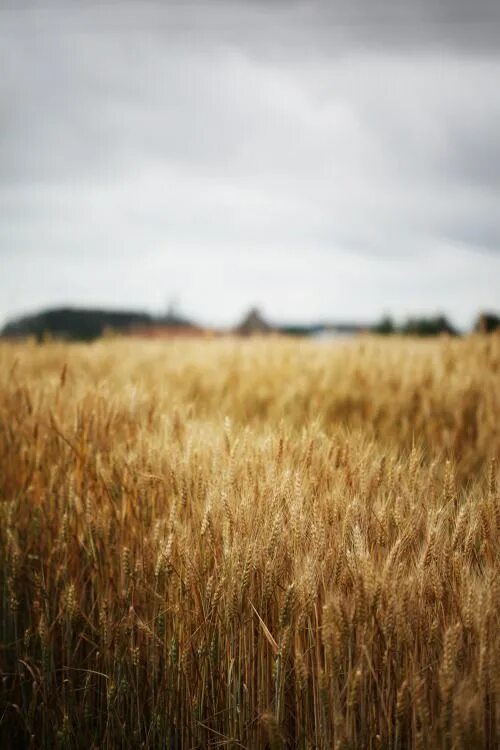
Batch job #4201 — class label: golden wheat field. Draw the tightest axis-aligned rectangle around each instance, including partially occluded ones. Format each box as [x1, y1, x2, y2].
[1, 335, 499, 749]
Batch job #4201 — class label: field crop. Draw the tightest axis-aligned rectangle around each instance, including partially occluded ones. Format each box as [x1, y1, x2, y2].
[0, 335, 499, 749]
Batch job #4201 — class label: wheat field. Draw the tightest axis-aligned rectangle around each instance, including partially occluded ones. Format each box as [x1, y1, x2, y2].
[0, 335, 499, 749]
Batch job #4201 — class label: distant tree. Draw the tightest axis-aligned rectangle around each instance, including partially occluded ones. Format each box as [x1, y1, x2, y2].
[372, 315, 395, 335]
[1, 307, 153, 342]
[401, 315, 457, 337]
[236, 308, 273, 336]
[474, 312, 500, 333]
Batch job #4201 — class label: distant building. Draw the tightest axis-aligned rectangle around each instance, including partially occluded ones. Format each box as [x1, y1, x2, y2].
[235, 308, 274, 336]
[127, 309, 206, 338]
[128, 323, 209, 339]
[278, 322, 365, 338]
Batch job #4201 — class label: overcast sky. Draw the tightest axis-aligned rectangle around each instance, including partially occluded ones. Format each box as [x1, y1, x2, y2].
[1, 0, 500, 329]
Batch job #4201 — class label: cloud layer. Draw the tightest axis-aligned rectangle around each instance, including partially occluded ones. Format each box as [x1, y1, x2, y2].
[1, 1, 499, 327]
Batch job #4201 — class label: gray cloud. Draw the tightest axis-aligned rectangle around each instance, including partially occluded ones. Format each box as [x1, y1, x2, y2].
[1, 0, 499, 328]
[5, 1, 500, 51]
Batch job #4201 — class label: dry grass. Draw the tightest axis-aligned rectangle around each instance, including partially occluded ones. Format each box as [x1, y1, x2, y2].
[0, 335, 499, 749]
